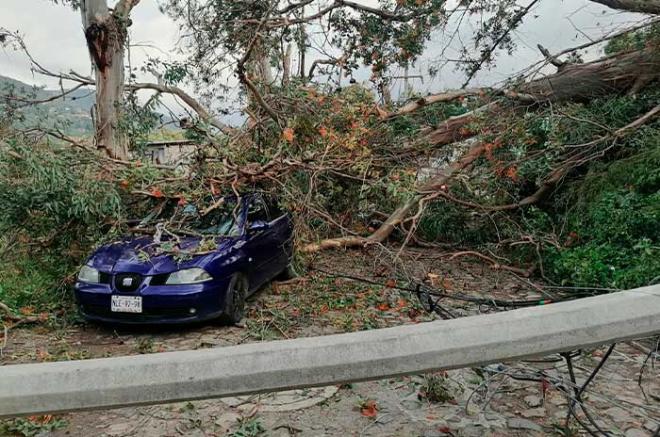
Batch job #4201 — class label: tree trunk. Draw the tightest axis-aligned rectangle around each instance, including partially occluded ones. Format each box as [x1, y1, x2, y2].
[282, 44, 292, 85]
[521, 47, 660, 102]
[588, 0, 660, 14]
[297, 10, 306, 79]
[251, 38, 273, 85]
[81, 0, 135, 160]
[418, 48, 659, 147]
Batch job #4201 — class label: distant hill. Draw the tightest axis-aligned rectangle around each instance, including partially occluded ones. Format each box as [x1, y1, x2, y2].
[0, 75, 95, 135]
[1, 76, 197, 139]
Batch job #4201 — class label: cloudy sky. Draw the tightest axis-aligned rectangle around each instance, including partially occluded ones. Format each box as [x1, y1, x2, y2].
[0, 0, 644, 121]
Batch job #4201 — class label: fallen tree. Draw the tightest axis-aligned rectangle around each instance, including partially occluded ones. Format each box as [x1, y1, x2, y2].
[303, 44, 660, 253]
[1, 0, 659, 306]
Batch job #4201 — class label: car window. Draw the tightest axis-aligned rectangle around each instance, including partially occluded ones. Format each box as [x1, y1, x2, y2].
[139, 198, 242, 237]
[195, 209, 241, 236]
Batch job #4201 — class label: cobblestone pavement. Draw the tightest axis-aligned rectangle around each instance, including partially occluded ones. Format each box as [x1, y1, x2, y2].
[1, 250, 658, 436]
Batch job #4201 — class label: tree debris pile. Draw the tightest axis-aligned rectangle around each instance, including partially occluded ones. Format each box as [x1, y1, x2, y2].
[0, 3, 659, 316]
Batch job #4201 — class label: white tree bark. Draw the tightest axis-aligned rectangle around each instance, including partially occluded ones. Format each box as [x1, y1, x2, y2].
[81, 0, 138, 160]
[588, 0, 660, 14]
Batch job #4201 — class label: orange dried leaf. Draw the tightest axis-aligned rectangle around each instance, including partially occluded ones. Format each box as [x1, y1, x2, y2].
[505, 166, 519, 181]
[150, 187, 164, 198]
[318, 126, 328, 138]
[360, 400, 378, 417]
[282, 127, 295, 142]
[19, 306, 34, 316]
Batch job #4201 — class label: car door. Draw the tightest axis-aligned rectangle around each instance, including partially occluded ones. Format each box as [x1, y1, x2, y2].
[244, 195, 279, 291]
[264, 196, 293, 277]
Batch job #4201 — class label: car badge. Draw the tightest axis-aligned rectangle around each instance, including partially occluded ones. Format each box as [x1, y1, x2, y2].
[122, 277, 133, 287]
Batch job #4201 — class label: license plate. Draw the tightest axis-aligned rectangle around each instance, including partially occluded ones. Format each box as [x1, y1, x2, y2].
[111, 295, 142, 313]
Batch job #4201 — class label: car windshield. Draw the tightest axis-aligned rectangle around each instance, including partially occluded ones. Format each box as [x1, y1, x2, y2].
[183, 204, 239, 237]
[137, 197, 242, 237]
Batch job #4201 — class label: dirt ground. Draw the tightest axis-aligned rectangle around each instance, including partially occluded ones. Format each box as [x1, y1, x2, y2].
[1, 249, 658, 436]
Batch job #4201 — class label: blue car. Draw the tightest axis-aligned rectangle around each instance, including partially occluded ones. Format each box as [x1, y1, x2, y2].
[74, 194, 294, 324]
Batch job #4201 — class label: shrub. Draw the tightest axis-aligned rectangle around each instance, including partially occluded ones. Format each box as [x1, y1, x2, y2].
[546, 145, 660, 289]
[0, 137, 125, 310]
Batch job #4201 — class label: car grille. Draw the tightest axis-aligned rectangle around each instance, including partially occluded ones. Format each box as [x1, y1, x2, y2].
[114, 273, 143, 292]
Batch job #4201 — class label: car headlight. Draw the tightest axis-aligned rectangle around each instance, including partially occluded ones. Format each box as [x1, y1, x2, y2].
[165, 268, 212, 285]
[78, 265, 100, 283]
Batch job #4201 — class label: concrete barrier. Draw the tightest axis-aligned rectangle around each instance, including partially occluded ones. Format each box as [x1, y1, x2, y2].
[1, 285, 659, 418]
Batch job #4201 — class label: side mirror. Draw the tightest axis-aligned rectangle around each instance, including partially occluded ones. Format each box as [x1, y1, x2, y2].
[248, 221, 270, 233]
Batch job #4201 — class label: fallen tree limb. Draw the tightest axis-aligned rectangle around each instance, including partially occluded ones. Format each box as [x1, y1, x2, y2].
[301, 139, 488, 253]
[0, 301, 21, 322]
[436, 103, 660, 211]
[419, 103, 499, 146]
[447, 251, 535, 277]
[384, 89, 486, 119]
[0, 302, 45, 330]
[409, 48, 658, 147]
[588, 0, 660, 14]
[521, 47, 660, 102]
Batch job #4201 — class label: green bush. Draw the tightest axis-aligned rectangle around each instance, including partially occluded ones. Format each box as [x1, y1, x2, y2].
[545, 140, 660, 289]
[0, 251, 74, 311]
[0, 141, 123, 239]
[416, 90, 660, 290]
[418, 202, 481, 244]
[0, 138, 125, 310]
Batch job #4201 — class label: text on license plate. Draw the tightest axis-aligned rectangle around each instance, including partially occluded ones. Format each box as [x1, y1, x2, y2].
[111, 295, 142, 313]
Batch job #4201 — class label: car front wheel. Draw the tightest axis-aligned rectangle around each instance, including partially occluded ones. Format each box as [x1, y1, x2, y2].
[218, 273, 248, 325]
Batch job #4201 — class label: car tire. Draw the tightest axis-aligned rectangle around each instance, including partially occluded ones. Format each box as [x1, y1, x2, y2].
[218, 273, 248, 325]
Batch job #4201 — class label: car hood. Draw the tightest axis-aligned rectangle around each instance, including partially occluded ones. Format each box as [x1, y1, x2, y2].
[87, 235, 240, 275]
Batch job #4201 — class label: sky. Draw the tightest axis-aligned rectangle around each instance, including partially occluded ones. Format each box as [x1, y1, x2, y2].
[0, 0, 645, 123]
